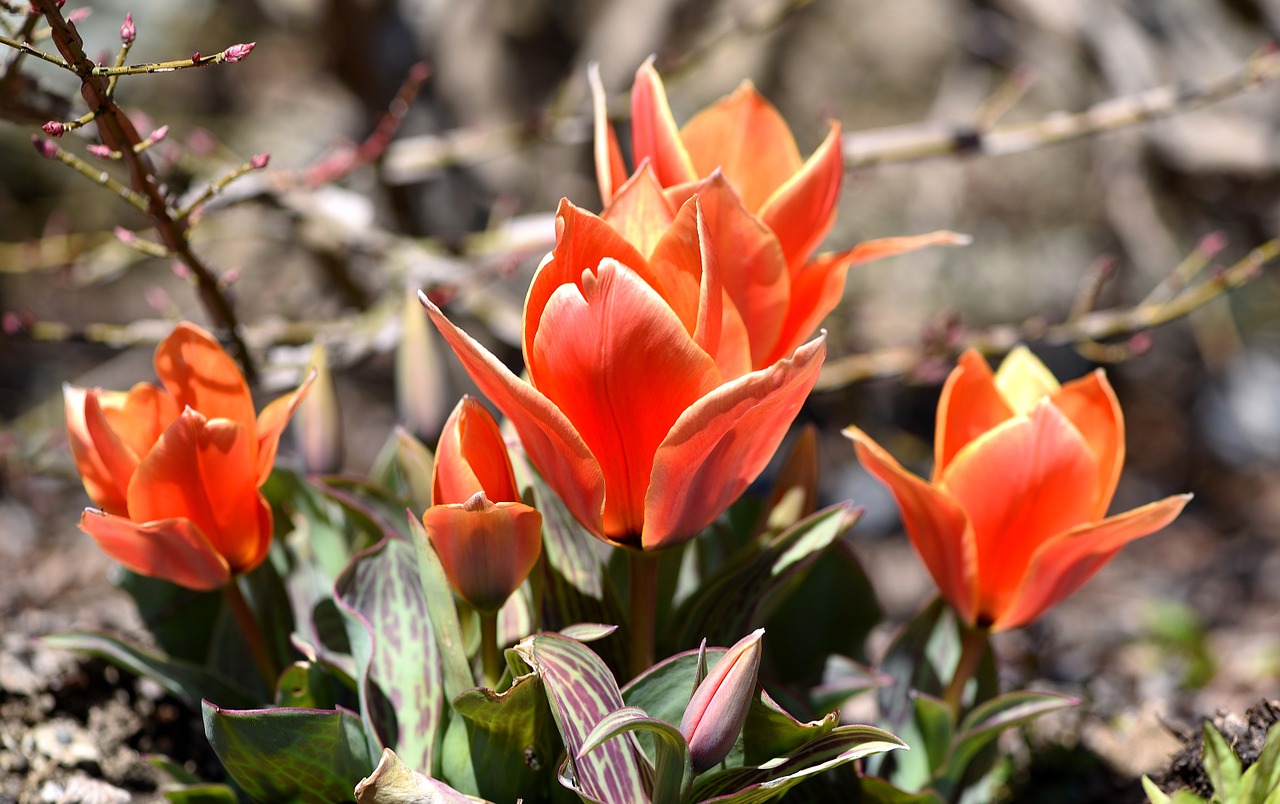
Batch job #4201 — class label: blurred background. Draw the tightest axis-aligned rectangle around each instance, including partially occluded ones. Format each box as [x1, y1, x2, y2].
[2, 0, 1280, 799]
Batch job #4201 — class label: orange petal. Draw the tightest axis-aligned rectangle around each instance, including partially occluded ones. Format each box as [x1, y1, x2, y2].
[757, 122, 843, 273]
[845, 425, 977, 625]
[680, 80, 802, 213]
[646, 195, 716, 348]
[421, 291, 606, 538]
[434, 397, 520, 505]
[994, 493, 1191, 631]
[530, 259, 721, 545]
[1050, 370, 1124, 519]
[101, 382, 181, 462]
[642, 335, 824, 550]
[760, 250, 846, 369]
[629, 59, 696, 189]
[423, 496, 543, 613]
[590, 62, 629, 206]
[934, 350, 1013, 479]
[993, 346, 1060, 415]
[154, 322, 255, 427]
[939, 403, 1101, 623]
[602, 161, 678, 258]
[837, 230, 973, 267]
[524, 200, 651, 364]
[79, 508, 230, 590]
[679, 172, 790, 369]
[64, 386, 129, 516]
[83, 390, 142, 507]
[255, 371, 315, 486]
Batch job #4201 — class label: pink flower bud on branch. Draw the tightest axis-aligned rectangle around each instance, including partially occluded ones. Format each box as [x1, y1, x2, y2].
[220, 42, 255, 63]
[41, 121, 65, 138]
[250, 153, 270, 170]
[31, 136, 58, 159]
[149, 125, 169, 144]
[67, 7, 89, 23]
[87, 144, 113, 159]
[113, 226, 135, 245]
[120, 13, 135, 44]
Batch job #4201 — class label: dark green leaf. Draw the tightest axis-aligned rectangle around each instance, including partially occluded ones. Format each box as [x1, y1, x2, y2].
[42, 632, 255, 710]
[912, 693, 953, 776]
[202, 702, 376, 803]
[115, 571, 222, 664]
[335, 536, 444, 775]
[162, 784, 240, 804]
[941, 690, 1079, 784]
[858, 777, 947, 804]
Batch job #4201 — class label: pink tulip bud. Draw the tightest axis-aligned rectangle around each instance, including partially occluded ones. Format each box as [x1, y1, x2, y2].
[680, 629, 764, 773]
[120, 13, 135, 44]
[220, 42, 255, 63]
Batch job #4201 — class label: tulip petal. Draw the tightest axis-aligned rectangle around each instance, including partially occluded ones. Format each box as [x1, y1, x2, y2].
[994, 493, 1191, 631]
[590, 62, 629, 206]
[82, 390, 142, 506]
[154, 322, 255, 428]
[757, 123, 843, 273]
[434, 397, 521, 505]
[939, 403, 1101, 623]
[602, 161, 676, 258]
[531, 259, 722, 544]
[630, 59, 697, 189]
[643, 335, 825, 550]
[254, 371, 315, 486]
[421, 291, 607, 538]
[423, 498, 543, 613]
[680, 80, 802, 213]
[101, 382, 181, 463]
[647, 196, 722, 356]
[1050, 370, 1124, 519]
[79, 508, 230, 591]
[845, 425, 977, 625]
[934, 350, 1014, 479]
[675, 173, 790, 370]
[993, 346, 1060, 415]
[64, 385, 130, 516]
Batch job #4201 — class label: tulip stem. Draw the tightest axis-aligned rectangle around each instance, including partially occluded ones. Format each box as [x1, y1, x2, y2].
[942, 623, 990, 716]
[480, 611, 502, 689]
[628, 550, 660, 680]
[223, 580, 279, 697]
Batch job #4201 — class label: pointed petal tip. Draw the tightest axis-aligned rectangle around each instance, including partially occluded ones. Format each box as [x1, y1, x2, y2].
[415, 288, 437, 312]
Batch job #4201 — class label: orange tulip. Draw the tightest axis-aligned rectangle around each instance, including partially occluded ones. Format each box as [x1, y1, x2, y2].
[845, 347, 1190, 632]
[592, 60, 968, 368]
[422, 396, 542, 613]
[65, 323, 310, 591]
[420, 179, 826, 552]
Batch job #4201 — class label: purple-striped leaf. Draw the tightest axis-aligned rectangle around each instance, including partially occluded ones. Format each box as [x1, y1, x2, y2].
[691, 725, 906, 803]
[202, 702, 376, 803]
[672, 505, 859, 650]
[355, 747, 479, 804]
[336, 535, 443, 776]
[514, 632, 653, 803]
[580, 706, 691, 803]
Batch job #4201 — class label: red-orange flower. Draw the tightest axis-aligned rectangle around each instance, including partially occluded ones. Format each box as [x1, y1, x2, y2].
[64, 323, 310, 590]
[421, 179, 825, 552]
[422, 397, 542, 613]
[846, 347, 1190, 631]
[592, 60, 967, 368]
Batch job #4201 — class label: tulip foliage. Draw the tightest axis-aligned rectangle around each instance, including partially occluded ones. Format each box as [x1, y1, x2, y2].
[52, 60, 1194, 804]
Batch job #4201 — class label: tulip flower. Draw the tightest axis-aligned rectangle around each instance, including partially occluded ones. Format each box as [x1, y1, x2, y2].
[421, 396, 542, 615]
[64, 322, 310, 591]
[420, 182, 826, 553]
[680, 629, 764, 773]
[846, 347, 1190, 632]
[592, 60, 968, 368]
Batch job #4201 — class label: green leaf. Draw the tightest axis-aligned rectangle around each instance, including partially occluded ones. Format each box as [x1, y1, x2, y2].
[335, 535, 444, 776]
[1141, 776, 1174, 804]
[161, 784, 240, 804]
[42, 632, 255, 710]
[871, 597, 948, 786]
[449, 670, 574, 803]
[317, 476, 416, 545]
[514, 632, 652, 804]
[581, 706, 691, 804]
[1203, 722, 1244, 801]
[274, 661, 343, 710]
[409, 515, 475, 702]
[690, 725, 905, 803]
[1242, 721, 1280, 800]
[809, 656, 892, 712]
[202, 702, 376, 803]
[672, 505, 859, 652]
[939, 690, 1079, 787]
[912, 693, 953, 776]
[858, 777, 947, 804]
[115, 571, 222, 664]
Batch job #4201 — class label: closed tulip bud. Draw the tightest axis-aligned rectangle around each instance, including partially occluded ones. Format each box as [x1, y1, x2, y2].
[398, 288, 451, 439]
[422, 397, 541, 613]
[296, 342, 343, 474]
[680, 629, 764, 773]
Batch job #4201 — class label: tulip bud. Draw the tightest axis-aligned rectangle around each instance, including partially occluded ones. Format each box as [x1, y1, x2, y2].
[680, 629, 764, 773]
[422, 397, 541, 613]
[397, 288, 451, 439]
[296, 342, 343, 474]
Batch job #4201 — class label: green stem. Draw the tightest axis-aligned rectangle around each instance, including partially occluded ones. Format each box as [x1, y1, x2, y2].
[223, 580, 278, 696]
[480, 610, 502, 689]
[628, 550, 660, 680]
[942, 623, 990, 716]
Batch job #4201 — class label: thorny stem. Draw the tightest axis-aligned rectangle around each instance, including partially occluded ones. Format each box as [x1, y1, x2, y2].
[942, 623, 990, 716]
[480, 610, 502, 689]
[27, 0, 259, 383]
[628, 550, 660, 680]
[223, 579, 279, 696]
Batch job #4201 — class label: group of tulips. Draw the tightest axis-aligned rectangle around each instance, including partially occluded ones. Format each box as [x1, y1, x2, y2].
[62, 61, 1189, 771]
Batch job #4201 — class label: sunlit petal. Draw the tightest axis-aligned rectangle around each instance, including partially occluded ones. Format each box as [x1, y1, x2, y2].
[934, 349, 1014, 479]
[153, 322, 255, 426]
[1050, 370, 1124, 518]
[629, 59, 696, 189]
[758, 123, 842, 273]
[79, 508, 230, 591]
[590, 62, 629, 206]
[64, 385, 130, 516]
[993, 346, 1060, 415]
[601, 161, 677, 259]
